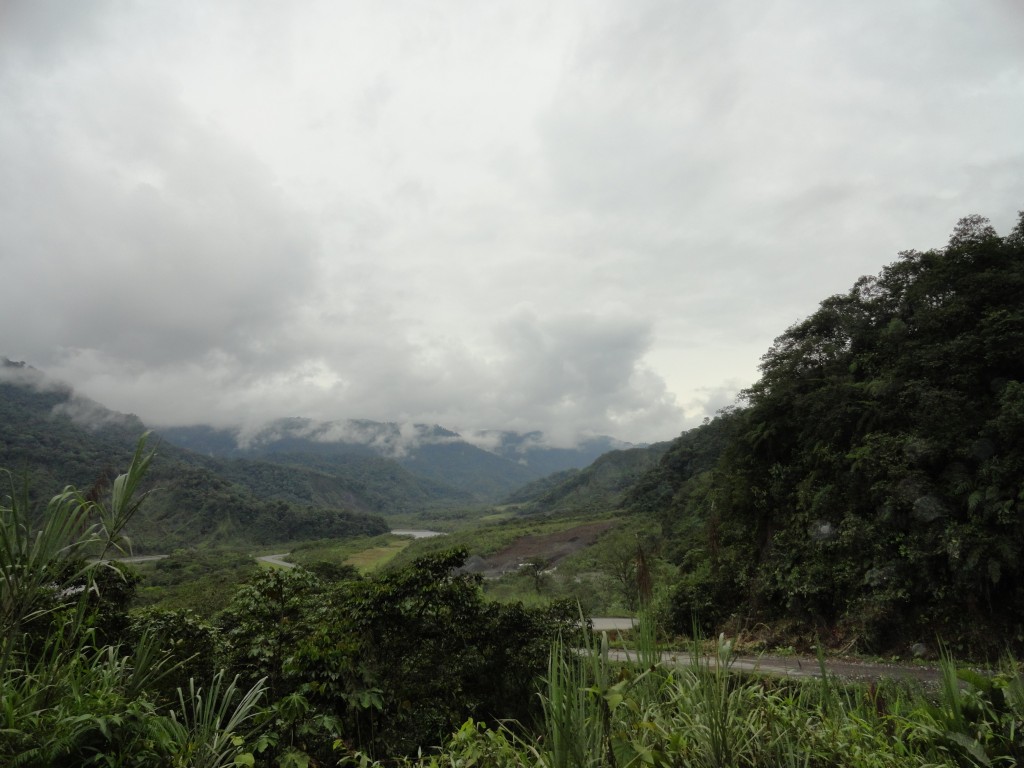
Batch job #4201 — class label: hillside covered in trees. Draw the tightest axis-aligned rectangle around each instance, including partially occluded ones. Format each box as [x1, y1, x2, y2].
[0, 364, 391, 549]
[504, 442, 670, 515]
[629, 213, 1024, 655]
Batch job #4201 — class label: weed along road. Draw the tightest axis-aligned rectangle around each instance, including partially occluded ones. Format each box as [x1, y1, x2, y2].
[601, 646, 947, 685]
[591, 620, 947, 684]
[589, 619, 943, 683]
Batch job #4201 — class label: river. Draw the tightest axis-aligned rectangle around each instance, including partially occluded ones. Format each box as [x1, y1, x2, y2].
[390, 529, 445, 539]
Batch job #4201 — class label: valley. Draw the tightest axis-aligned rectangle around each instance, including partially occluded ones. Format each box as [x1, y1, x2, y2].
[3, 214, 1024, 765]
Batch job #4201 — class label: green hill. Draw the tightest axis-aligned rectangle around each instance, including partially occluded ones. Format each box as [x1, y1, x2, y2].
[627, 213, 1024, 655]
[0, 362, 389, 550]
[506, 442, 671, 516]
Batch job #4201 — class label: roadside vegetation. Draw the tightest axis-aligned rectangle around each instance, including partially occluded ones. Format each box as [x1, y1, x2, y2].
[383, 628, 1024, 768]
[0, 442, 581, 764]
[628, 214, 1024, 658]
[5, 437, 1024, 765]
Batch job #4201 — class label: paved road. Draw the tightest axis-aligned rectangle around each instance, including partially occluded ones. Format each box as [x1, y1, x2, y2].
[590, 618, 947, 683]
[591, 617, 636, 632]
[604, 647, 945, 683]
[256, 553, 296, 569]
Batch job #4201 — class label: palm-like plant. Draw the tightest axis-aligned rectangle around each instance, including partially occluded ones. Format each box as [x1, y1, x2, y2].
[1, 436, 268, 766]
[163, 671, 267, 768]
[0, 436, 152, 675]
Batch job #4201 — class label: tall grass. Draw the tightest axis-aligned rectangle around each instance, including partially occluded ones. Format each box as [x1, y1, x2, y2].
[536, 631, 611, 768]
[326, 613, 1024, 768]
[401, 620, 1024, 768]
[164, 671, 267, 768]
[675, 633, 765, 767]
[0, 436, 153, 677]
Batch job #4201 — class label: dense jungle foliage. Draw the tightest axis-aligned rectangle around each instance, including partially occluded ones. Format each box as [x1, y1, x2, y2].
[629, 213, 1024, 655]
[0, 443, 581, 764]
[6, 438, 1024, 768]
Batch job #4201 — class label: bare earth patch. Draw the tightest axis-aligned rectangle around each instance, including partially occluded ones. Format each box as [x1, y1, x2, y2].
[468, 520, 617, 577]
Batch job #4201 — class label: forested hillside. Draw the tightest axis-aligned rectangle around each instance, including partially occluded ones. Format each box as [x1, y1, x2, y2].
[0, 363, 389, 549]
[630, 214, 1024, 654]
[506, 442, 671, 515]
[0, 363, 144, 493]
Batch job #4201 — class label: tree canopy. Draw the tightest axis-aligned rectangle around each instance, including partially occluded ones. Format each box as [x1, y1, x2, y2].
[639, 212, 1024, 654]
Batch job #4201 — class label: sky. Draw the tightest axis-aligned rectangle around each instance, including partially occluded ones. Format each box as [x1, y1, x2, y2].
[1, 0, 1022, 447]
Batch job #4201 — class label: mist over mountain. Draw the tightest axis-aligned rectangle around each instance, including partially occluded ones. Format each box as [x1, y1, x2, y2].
[2, 359, 639, 520]
[0, 361, 435, 548]
[158, 418, 634, 501]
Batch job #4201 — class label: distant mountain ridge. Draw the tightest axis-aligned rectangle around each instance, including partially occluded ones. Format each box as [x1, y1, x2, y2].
[1, 361, 640, 547]
[0, 361, 409, 549]
[159, 419, 631, 501]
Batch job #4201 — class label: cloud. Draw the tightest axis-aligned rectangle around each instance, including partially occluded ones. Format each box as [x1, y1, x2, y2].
[0, 360, 61, 392]
[237, 418, 465, 458]
[0, 68, 316, 365]
[30, 307, 685, 445]
[51, 396, 138, 432]
[1, 360, 134, 430]
[478, 309, 682, 441]
[1, 1, 1022, 447]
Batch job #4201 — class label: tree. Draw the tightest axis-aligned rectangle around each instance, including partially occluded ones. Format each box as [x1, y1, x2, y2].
[648, 213, 1024, 654]
[217, 548, 582, 758]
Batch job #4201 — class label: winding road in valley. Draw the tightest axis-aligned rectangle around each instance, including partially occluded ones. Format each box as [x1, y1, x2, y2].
[586, 619, 947, 683]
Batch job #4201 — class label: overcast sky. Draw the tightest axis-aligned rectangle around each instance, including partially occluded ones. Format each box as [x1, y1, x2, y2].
[1, 1, 1022, 446]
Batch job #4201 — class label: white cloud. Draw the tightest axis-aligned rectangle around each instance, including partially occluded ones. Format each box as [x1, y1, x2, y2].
[1, 0, 1022, 445]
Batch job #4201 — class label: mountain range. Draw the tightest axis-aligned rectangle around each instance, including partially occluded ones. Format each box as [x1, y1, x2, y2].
[159, 419, 630, 500]
[0, 359, 643, 549]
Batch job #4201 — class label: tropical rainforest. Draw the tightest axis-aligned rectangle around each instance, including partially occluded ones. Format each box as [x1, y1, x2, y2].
[2, 212, 1024, 766]
[628, 213, 1024, 657]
